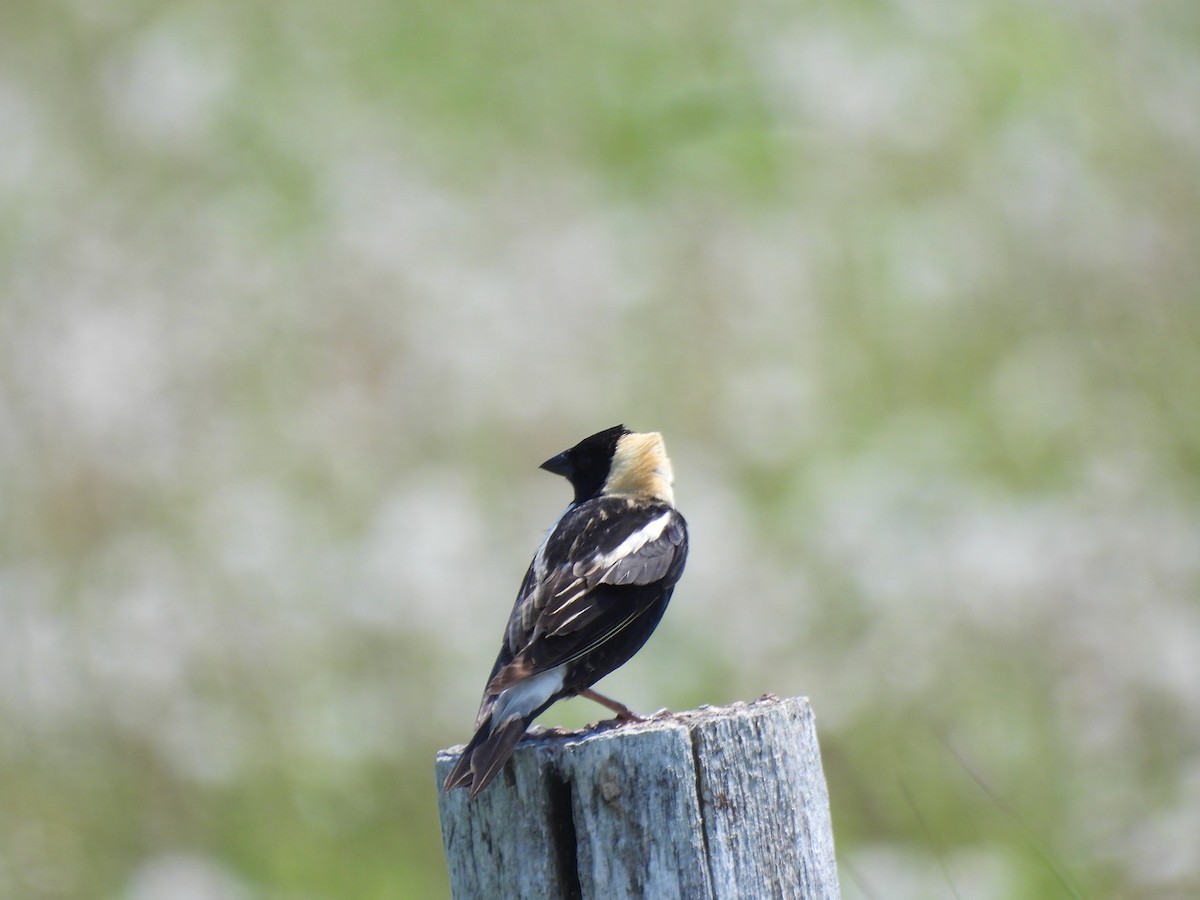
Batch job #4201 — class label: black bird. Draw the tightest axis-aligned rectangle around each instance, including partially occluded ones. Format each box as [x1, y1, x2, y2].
[442, 425, 688, 797]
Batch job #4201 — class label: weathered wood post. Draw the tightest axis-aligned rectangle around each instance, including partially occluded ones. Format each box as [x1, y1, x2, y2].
[435, 695, 840, 899]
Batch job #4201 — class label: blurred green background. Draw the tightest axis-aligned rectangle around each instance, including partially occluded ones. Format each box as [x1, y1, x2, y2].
[3, 0, 1199, 897]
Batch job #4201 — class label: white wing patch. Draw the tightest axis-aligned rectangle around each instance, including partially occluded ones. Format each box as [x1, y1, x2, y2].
[553, 605, 591, 630]
[554, 577, 585, 598]
[574, 510, 674, 578]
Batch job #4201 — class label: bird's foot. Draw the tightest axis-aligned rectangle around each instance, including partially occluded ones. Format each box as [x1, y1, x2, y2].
[579, 687, 642, 721]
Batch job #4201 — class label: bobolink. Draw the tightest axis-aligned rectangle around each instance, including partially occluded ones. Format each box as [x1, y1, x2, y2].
[443, 425, 688, 797]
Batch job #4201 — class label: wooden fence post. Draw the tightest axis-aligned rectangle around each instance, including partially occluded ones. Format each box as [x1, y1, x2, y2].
[435, 695, 840, 899]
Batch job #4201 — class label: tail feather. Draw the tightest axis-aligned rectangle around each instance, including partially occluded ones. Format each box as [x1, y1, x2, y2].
[442, 714, 530, 797]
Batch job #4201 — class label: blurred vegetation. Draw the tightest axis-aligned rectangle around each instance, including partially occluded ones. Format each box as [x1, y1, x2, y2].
[3, 0, 1199, 897]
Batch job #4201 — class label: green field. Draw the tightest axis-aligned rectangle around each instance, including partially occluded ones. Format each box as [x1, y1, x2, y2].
[3, 1, 1199, 897]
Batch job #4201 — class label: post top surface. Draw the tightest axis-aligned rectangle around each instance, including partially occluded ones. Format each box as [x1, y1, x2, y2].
[436, 693, 813, 761]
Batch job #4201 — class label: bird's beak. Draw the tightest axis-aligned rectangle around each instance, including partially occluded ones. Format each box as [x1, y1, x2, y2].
[539, 451, 574, 478]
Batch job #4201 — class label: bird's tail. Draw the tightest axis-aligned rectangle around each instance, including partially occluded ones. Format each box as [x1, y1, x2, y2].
[441, 712, 530, 797]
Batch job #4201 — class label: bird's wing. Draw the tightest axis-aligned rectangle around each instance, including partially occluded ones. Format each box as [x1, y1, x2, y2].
[488, 500, 686, 694]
